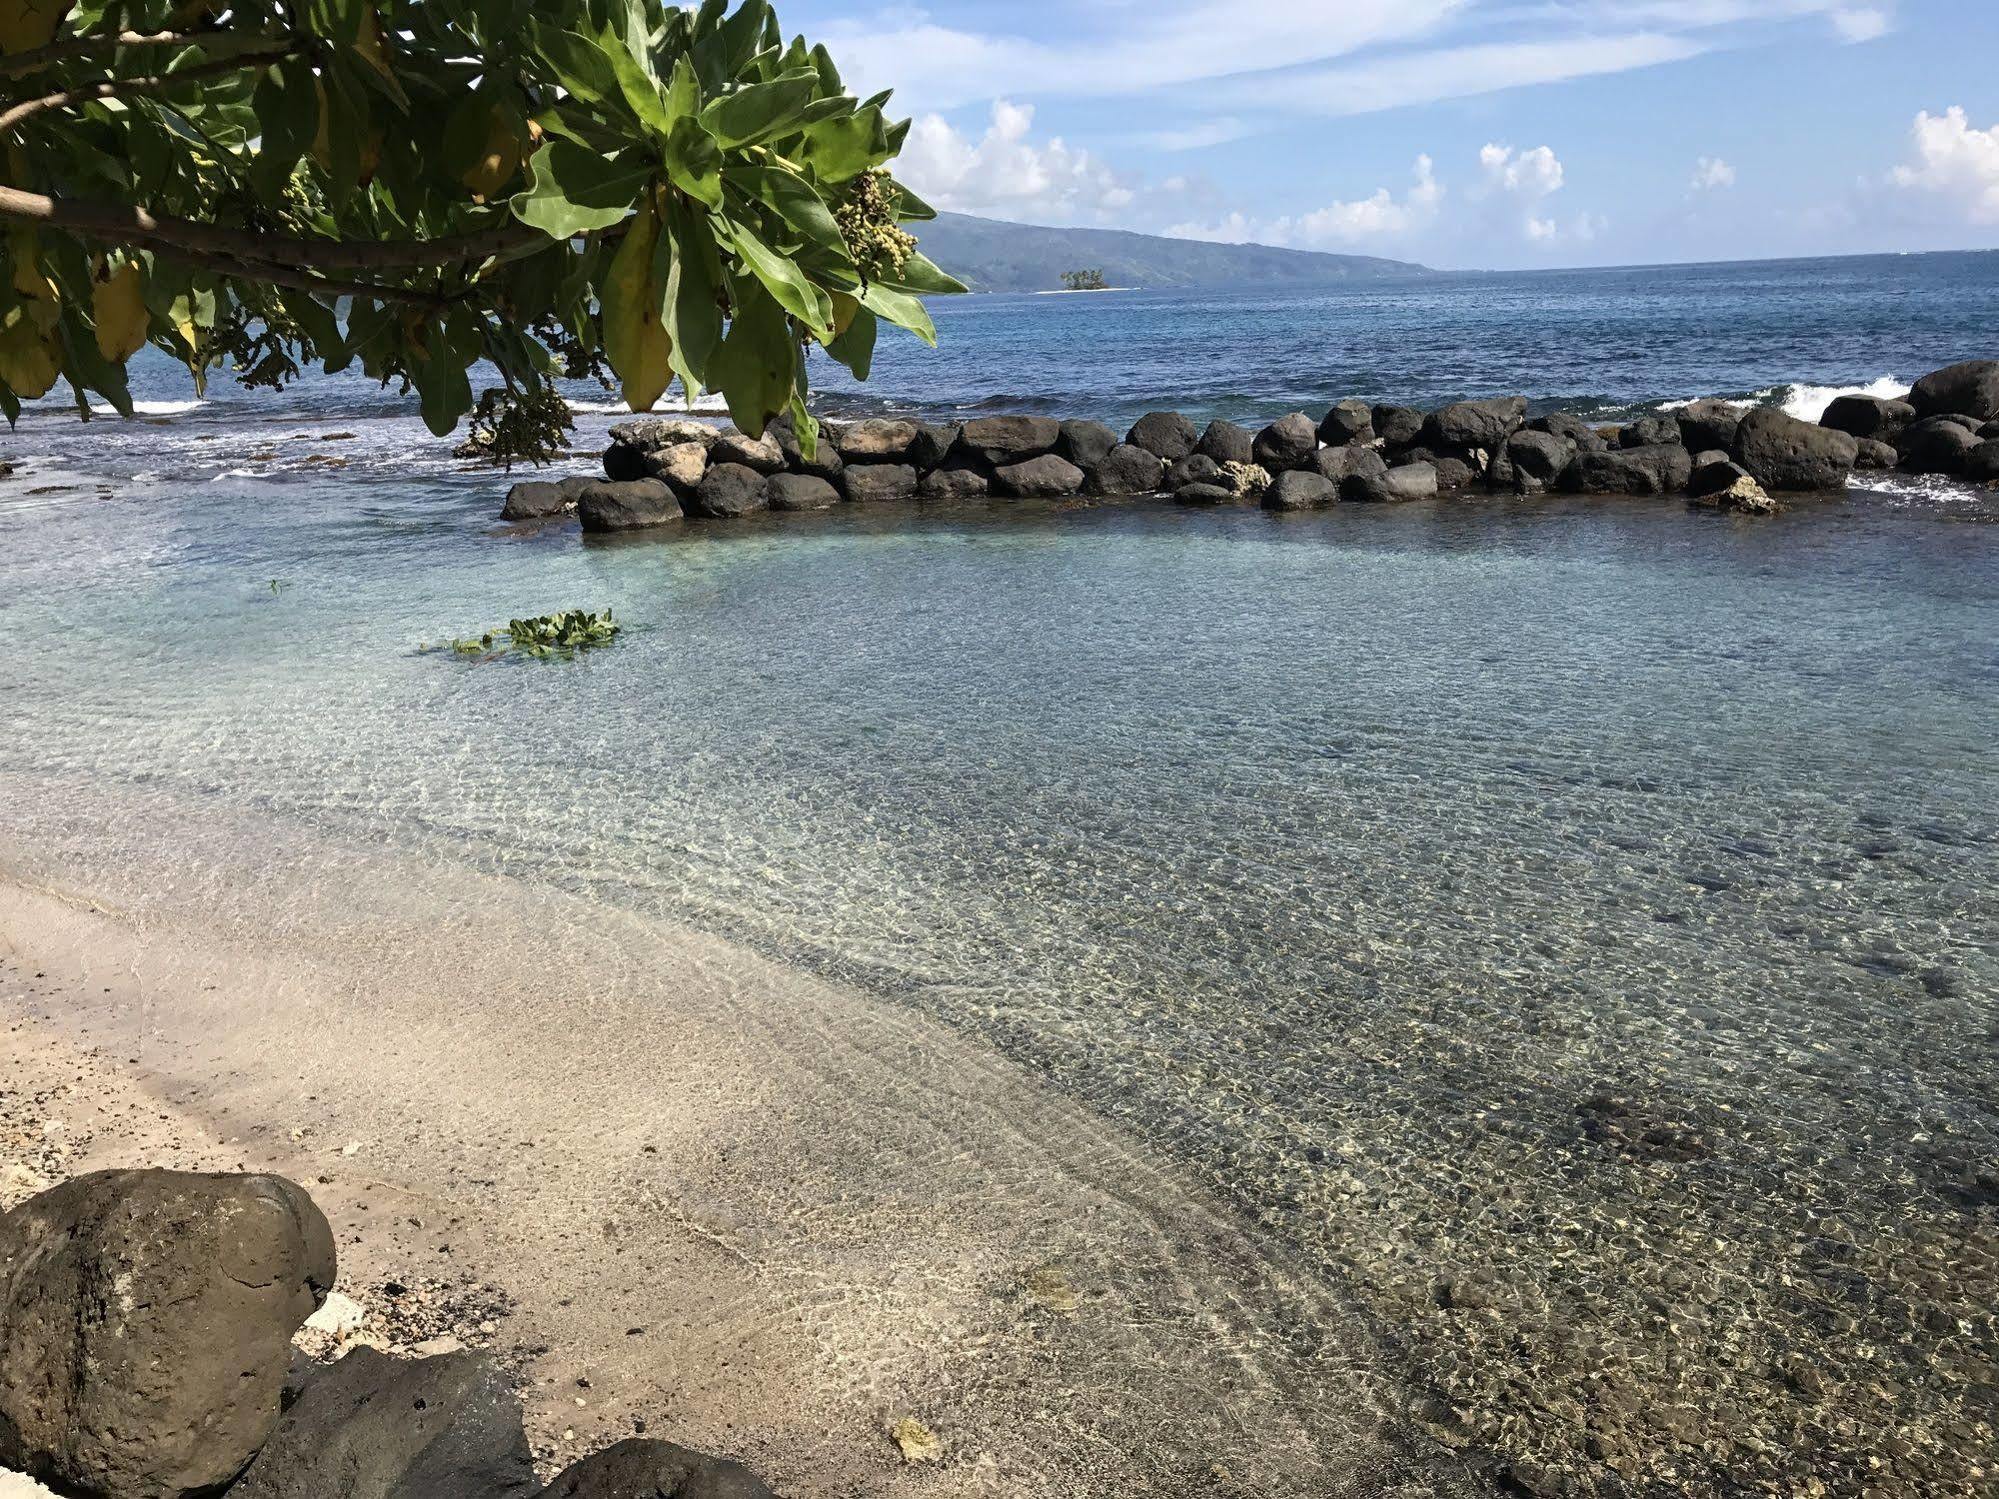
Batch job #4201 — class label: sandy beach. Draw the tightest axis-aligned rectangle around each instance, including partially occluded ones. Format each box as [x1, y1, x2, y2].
[0, 786, 1473, 1499]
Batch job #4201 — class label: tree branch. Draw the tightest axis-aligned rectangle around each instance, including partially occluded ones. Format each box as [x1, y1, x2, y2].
[150, 243, 468, 309]
[0, 51, 293, 136]
[0, 185, 551, 271]
[0, 29, 290, 81]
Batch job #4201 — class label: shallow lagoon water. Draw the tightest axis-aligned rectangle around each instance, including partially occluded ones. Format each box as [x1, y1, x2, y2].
[5, 261, 1999, 1492]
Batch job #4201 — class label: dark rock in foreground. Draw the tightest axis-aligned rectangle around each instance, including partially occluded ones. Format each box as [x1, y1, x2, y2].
[1309, 446, 1385, 486]
[1057, 418, 1118, 469]
[1318, 398, 1373, 446]
[535, 1437, 777, 1499]
[1908, 359, 1999, 421]
[840, 463, 919, 504]
[0, 1170, 335, 1499]
[688, 464, 769, 518]
[579, 480, 684, 532]
[766, 473, 840, 511]
[1126, 410, 1198, 462]
[919, 462, 989, 501]
[502, 476, 593, 521]
[1251, 412, 1318, 472]
[958, 415, 1060, 465]
[1674, 399, 1742, 453]
[231, 1349, 537, 1499]
[1262, 469, 1340, 511]
[1896, 417, 1981, 475]
[1731, 407, 1856, 491]
[1819, 394, 1914, 441]
[1565, 444, 1692, 496]
[1964, 439, 1999, 481]
[834, 418, 918, 462]
[1195, 419, 1254, 467]
[1425, 396, 1527, 452]
[1166, 452, 1222, 490]
[1175, 481, 1233, 506]
[1370, 403, 1424, 450]
[1088, 444, 1166, 496]
[993, 453, 1085, 497]
[1343, 462, 1438, 504]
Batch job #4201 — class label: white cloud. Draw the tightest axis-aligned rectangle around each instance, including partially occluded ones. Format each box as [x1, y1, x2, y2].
[1140, 119, 1255, 152]
[896, 100, 1134, 222]
[1829, 6, 1891, 42]
[1889, 107, 1999, 224]
[1690, 156, 1737, 190]
[1479, 143, 1563, 198]
[1165, 155, 1442, 248]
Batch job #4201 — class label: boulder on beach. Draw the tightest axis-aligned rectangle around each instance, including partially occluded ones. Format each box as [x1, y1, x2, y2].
[1896, 417, 1981, 475]
[1175, 481, 1234, 506]
[0, 1171, 334, 1499]
[1908, 359, 1999, 421]
[908, 423, 960, 471]
[1819, 394, 1915, 441]
[1530, 411, 1605, 452]
[768, 416, 844, 481]
[577, 480, 684, 533]
[1310, 446, 1386, 485]
[1165, 452, 1222, 490]
[1431, 456, 1477, 491]
[1195, 419, 1254, 467]
[231, 1349, 537, 1499]
[641, 442, 709, 492]
[993, 453, 1085, 498]
[602, 441, 650, 483]
[688, 463, 771, 518]
[1620, 414, 1680, 449]
[1088, 444, 1167, 497]
[1126, 411, 1198, 462]
[611, 417, 720, 452]
[1056, 419, 1118, 469]
[918, 462, 989, 501]
[835, 418, 920, 462]
[1674, 399, 1743, 454]
[1731, 407, 1857, 491]
[501, 475, 593, 521]
[1506, 430, 1575, 485]
[766, 473, 841, 511]
[712, 428, 785, 474]
[1855, 437, 1898, 470]
[534, 1437, 777, 1499]
[957, 415, 1061, 465]
[1370, 404, 1425, 450]
[1342, 461, 1437, 504]
[1251, 413, 1318, 472]
[1963, 440, 1999, 482]
[840, 463, 919, 503]
[1318, 398, 1374, 446]
[1564, 444, 1693, 496]
[1262, 470, 1340, 511]
[1423, 396, 1527, 451]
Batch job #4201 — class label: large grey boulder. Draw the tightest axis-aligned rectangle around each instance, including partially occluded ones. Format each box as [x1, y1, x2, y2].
[1165, 452, 1222, 490]
[686, 463, 769, 518]
[993, 453, 1085, 497]
[1370, 404, 1424, 449]
[1896, 417, 1981, 475]
[1908, 359, 1999, 421]
[1342, 462, 1437, 504]
[1619, 414, 1680, 449]
[712, 428, 785, 474]
[839, 463, 919, 503]
[1963, 440, 1999, 482]
[0, 1171, 334, 1499]
[1317, 398, 1374, 446]
[1564, 444, 1693, 495]
[1530, 411, 1605, 452]
[1674, 399, 1742, 454]
[918, 462, 988, 501]
[768, 417, 843, 482]
[1056, 419, 1118, 469]
[1262, 470, 1340, 511]
[908, 423, 960, 471]
[1251, 412, 1318, 472]
[1688, 455, 1756, 498]
[501, 475, 593, 521]
[1423, 396, 1526, 451]
[765, 473, 841, 511]
[834, 419, 919, 462]
[610, 417, 720, 453]
[1731, 407, 1856, 491]
[956, 415, 1060, 465]
[1819, 394, 1914, 441]
[1125, 411, 1198, 462]
[1087, 443, 1167, 496]
[1175, 482, 1234, 506]
[1310, 446, 1386, 485]
[641, 442, 709, 493]
[1195, 419, 1254, 467]
[1855, 437, 1898, 470]
[578, 480, 684, 533]
[1431, 455, 1478, 491]
[535, 1438, 777, 1499]
[231, 1350, 536, 1499]
[1505, 430, 1575, 484]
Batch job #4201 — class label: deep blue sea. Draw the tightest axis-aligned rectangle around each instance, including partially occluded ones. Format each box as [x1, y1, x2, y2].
[4, 252, 1997, 1496]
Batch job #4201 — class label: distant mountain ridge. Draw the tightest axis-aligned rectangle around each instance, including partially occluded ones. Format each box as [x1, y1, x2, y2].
[912, 211, 1430, 293]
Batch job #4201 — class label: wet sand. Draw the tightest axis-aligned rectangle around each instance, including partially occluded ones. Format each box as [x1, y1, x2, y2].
[0, 828, 1472, 1498]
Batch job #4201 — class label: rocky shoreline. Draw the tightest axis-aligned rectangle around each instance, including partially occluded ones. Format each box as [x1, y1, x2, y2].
[501, 358, 1999, 531]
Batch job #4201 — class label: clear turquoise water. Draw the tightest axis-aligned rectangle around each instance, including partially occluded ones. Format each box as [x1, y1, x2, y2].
[4, 259, 1998, 1493]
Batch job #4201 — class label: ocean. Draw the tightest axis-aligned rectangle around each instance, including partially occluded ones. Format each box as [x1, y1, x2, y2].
[3, 252, 1996, 1495]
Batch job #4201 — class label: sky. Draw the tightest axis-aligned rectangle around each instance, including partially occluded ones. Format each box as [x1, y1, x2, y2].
[778, 0, 1999, 269]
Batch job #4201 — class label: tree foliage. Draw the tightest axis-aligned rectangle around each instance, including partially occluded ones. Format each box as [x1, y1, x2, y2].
[0, 0, 963, 460]
[1060, 267, 1106, 291]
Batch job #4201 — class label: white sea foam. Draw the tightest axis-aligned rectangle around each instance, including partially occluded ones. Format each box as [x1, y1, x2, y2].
[87, 399, 206, 417]
[569, 392, 729, 414]
[1657, 376, 1910, 425]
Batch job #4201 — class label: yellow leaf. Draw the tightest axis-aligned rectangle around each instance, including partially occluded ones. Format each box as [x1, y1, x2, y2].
[0, 312, 59, 398]
[829, 291, 859, 338]
[92, 260, 148, 363]
[461, 109, 522, 202]
[0, 0, 74, 55]
[7, 229, 60, 332]
[602, 195, 672, 413]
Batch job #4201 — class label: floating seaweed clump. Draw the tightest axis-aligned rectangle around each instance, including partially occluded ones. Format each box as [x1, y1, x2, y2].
[428, 609, 621, 662]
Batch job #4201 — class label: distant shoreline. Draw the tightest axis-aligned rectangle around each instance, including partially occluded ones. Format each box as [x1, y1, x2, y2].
[1029, 286, 1136, 295]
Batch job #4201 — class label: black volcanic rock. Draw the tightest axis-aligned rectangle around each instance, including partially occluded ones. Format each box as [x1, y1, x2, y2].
[1057, 419, 1119, 469]
[1088, 443, 1168, 496]
[1731, 408, 1856, 491]
[1424, 397, 1527, 451]
[579, 480, 684, 531]
[1262, 469, 1341, 510]
[1371, 404, 1425, 450]
[1195, 419, 1254, 466]
[1674, 399, 1742, 454]
[1251, 412, 1318, 471]
[689, 462, 771, 517]
[1126, 410, 1199, 461]
[1908, 359, 1999, 421]
[957, 415, 1061, 464]
[1819, 394, 1914, 441]
[1318, 398, 1374, 446]
[1343, 462, 1438, 503]
[993, 453, 1085, 497]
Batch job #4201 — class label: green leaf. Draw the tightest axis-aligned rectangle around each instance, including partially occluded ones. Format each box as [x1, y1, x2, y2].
[251, 57, 320, 196]
[708, 274, 792, 436]
[797, 105, 887, 182]
[882, 250, 966, 296]
[510, 141, 649, 238]
[860, 281, 934, 346]
[728, 164, 842, 254]
[532, 26, 625, 107]
[602, 193, 673, 412]
[658, 194, 723, 400]
[722, 218, 831, 336]
[698, 71, 816, 148]
[415, 321, 473, 436]
[664, 116, 722, 208]
[824, 304, 875, 380]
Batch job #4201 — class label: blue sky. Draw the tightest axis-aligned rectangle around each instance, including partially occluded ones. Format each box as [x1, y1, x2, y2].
[780, 0, 1999, 269]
